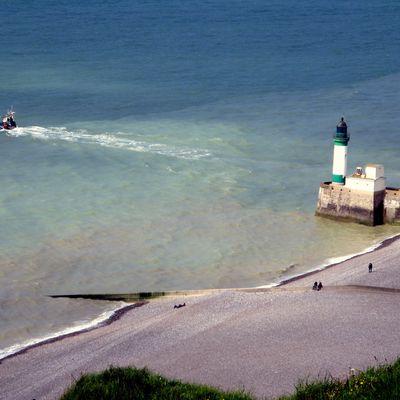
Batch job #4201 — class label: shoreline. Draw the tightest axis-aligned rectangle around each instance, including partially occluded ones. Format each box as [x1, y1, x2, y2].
[0, 302, 147, 363]
[2, 232, 400, 399]
[1, 233, 399, 364]
[277, 232, 400, 286]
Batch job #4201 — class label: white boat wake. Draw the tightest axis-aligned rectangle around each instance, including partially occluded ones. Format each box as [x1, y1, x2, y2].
[5, 126, 211, 160]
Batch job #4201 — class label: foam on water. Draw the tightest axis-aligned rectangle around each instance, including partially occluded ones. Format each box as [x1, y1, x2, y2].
[269, 235, 398, 286]
[0, 302, 127, 361]
[5, 126, 211, 160]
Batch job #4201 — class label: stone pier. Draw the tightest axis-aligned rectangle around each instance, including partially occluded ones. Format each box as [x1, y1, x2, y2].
[316, 164, 400, 226]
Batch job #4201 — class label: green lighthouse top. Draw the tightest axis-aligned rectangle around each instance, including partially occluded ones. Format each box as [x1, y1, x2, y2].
[334, 117, 350, 144]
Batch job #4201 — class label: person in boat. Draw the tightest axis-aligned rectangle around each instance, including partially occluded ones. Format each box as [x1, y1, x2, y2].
[2, 117, 8, 129]
[9, 115, 16, 128]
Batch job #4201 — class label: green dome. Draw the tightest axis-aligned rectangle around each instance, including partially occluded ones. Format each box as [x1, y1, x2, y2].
[334, 117, 349, 143]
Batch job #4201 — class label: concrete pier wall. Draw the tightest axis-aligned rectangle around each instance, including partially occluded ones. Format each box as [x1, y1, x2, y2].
[315, 182, 385, 226]
[384, 188, 400, 224]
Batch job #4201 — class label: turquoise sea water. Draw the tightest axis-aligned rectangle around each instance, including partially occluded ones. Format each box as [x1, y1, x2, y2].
[1, 0, 400, 357]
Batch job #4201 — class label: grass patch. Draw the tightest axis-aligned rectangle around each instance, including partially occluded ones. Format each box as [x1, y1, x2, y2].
[60, 366, 253, 400]
[61, 358, 400, 399]
[278, 358, 400, 399]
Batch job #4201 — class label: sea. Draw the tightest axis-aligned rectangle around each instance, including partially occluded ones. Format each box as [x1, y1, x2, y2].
[1, 0, 400, 359]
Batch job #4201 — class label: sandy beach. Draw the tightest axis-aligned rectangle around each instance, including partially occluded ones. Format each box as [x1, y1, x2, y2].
[2, 235, 400, 400]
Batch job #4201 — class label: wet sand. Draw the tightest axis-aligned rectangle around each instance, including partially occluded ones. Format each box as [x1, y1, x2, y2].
[2, 235, 400, 399]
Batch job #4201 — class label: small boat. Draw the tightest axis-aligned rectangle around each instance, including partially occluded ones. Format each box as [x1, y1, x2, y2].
[1, 110, 17, 130]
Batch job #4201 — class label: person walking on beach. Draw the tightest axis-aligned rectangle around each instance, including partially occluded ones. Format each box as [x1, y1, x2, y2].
[317, 282, 323, 291]
[368, 263, 373, 273]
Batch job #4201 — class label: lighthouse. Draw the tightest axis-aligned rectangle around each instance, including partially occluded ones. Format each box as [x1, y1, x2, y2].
[316, 117, 400, 226]
[331, 117, 350, 184]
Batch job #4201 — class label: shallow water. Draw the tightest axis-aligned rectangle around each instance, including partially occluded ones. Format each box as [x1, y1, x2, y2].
[1, 0, 400, 357]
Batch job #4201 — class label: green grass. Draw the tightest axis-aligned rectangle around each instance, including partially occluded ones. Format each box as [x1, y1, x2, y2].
[278, 358, 400, 400]
[60, 366, 253, 400]
[61, 358, 400, 400]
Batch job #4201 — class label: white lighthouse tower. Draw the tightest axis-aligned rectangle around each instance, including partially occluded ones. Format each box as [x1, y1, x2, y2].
[331, 117, 350, 184]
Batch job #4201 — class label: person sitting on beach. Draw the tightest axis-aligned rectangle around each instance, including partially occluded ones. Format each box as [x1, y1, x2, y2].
[312, 282, 318, 290]
[174, 303, 186, 309]
[317, 282, 323, 291]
